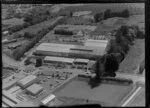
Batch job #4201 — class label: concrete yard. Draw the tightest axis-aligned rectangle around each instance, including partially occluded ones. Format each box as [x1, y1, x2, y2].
[54, 78, 133, 106]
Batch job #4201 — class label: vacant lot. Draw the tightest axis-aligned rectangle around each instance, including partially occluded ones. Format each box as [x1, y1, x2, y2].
[54, 78, 133, 106]
[118, 39, 145, 74]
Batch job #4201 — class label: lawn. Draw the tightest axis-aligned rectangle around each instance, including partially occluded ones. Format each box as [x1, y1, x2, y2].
[53, 77, 133, 106]
[118, 39, 145, 74]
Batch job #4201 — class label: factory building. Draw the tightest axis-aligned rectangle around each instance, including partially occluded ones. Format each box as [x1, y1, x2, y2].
[26, 84, 43, 96]
[17, 75, 37, 88]
[34, 43, 107, 60]
[35, 43, 76, 57]
[44, 56, 75, 66]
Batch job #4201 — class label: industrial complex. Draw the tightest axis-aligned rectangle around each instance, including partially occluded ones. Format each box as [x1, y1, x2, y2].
[2, 3, 145, 107]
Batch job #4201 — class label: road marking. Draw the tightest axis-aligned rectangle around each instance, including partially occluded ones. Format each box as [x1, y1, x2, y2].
[122, 86, 142, 107]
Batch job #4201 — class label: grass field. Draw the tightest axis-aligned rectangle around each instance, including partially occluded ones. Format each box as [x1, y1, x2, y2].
[54, 77, 133, 106]
[58, 3, 144, 15]
[2, 18, 25, 26]
[90, 14, 144, 35]
[118, 39, 145, 74]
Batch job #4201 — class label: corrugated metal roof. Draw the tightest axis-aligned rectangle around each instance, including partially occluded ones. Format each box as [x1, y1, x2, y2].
[44, 56, 74, 63]
[41, 94, 56, 105]
[36, 43, 76, 53]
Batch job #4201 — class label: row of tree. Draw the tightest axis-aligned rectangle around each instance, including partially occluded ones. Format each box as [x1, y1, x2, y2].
[8, 6, 51, 34]
[94, 9, 130, 23]
[12, 17, 64, 60]
[89, 25, 144, 88]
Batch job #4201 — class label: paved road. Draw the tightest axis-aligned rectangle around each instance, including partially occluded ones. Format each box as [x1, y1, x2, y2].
[116, 72, 145, 84]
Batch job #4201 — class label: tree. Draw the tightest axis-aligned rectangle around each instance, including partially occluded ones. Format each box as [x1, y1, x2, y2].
[35, 58, 42, 67]
[104, 54, 119, 76]
[70, 11, 73, 17]
[122, 9, 130, 18]
[103, 9, 111, 19]
[94, 13, 103, 23]
[24, 32, 34, 39]
[24, 15, 33, 24]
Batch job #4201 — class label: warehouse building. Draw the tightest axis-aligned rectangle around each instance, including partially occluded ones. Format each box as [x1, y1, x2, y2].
[26, 84, 43, 96]
[41, 94, 56, 106]
[44, 56, 74, 66]
[17, 75, 37, 88]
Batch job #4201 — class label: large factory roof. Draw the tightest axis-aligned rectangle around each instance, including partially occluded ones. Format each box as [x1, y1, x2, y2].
[26, 84, 43, 95]
[36, 43, 106, 56]
[18, 75, 37, 86]
[36, 43, 76, 53]
[44, 56, 74, 64]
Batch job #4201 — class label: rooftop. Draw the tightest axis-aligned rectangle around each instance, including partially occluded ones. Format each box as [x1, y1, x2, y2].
[41, 94, 56, 105]
[36, 43, 76, 53]
[26, 84, 43, 95]
[84, 39, 108, 48]
[18, 75, 37, 86]
[74, 58, 89, 63]
[44, 56, 75, 64]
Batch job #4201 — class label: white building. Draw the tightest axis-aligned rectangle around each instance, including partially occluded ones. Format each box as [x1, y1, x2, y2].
[41, 94, 56, 106]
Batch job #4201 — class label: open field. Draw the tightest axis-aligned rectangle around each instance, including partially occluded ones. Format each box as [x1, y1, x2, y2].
[90, 14, 144, 35]
[2, 18, 25, 26]
[118, 39, 145, 74]
[54, 77, 133, 106]
[58, 3, 144, 15]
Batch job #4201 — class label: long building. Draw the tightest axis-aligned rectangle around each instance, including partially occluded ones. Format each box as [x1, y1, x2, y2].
[44, 56, 74, 65]
[34, 43, 108, 59]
